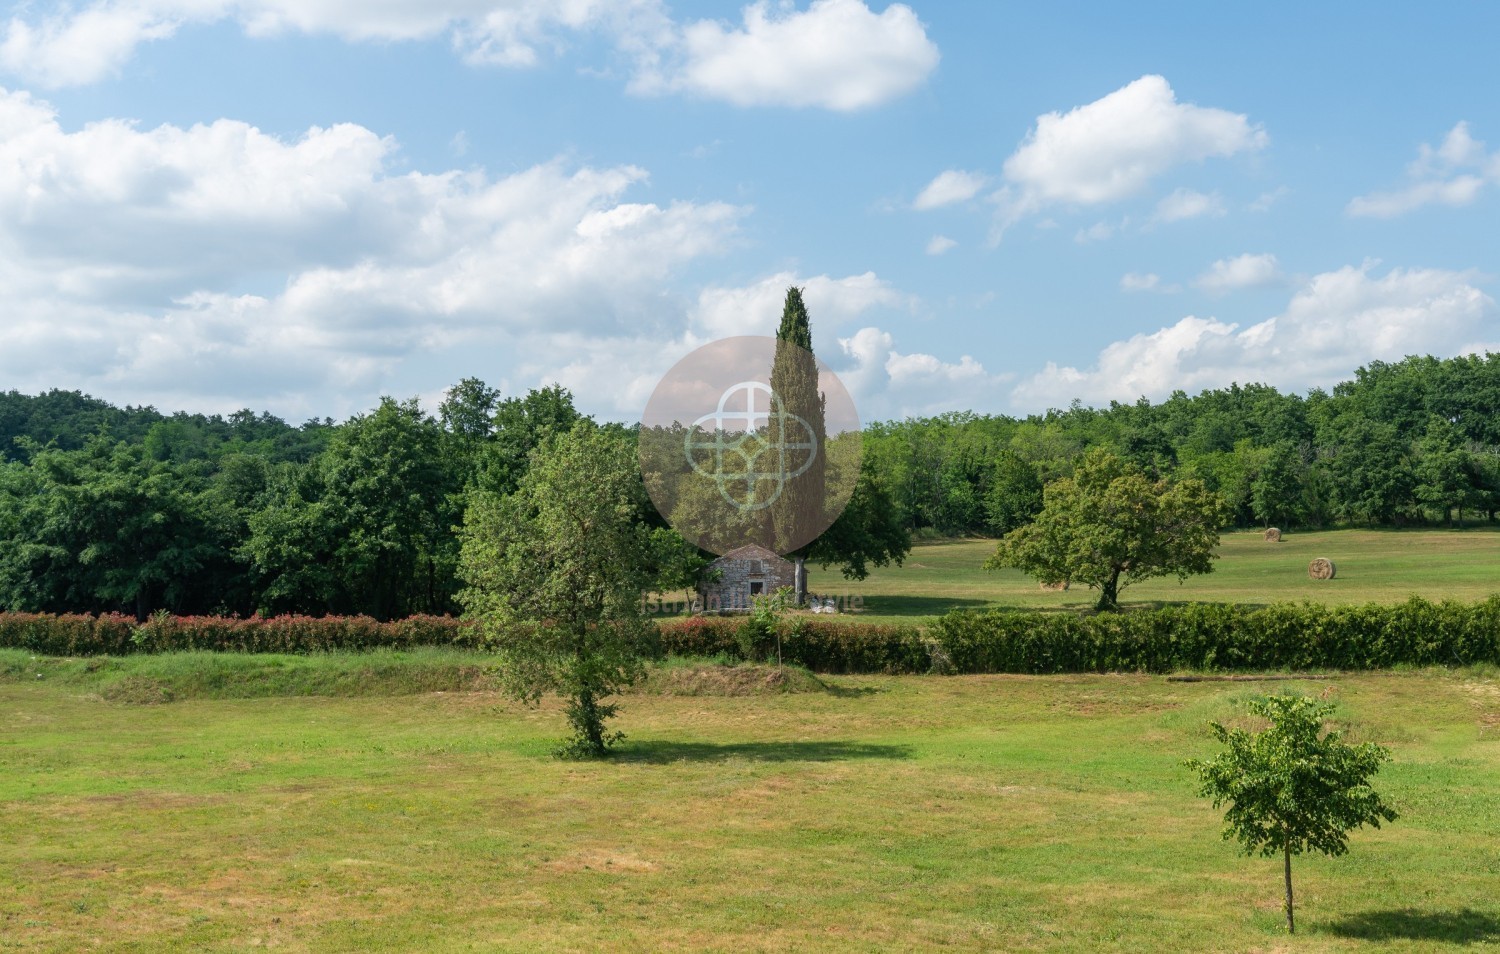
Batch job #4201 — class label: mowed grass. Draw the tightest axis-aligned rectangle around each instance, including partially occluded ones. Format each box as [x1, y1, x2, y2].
[807, 527, 1500, 622]
[3, 663, 1499, 951]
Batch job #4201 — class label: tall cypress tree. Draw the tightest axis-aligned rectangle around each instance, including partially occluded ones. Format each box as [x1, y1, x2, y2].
[769, 286, 825, 602]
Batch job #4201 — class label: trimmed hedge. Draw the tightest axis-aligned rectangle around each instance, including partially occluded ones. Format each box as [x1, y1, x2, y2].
[0, 611, 921, 670]
[654, 616, 927, 674]
[0, 613, 479, 656]
[3, 597, 1498, 673]
[933, 597, 1500, 674]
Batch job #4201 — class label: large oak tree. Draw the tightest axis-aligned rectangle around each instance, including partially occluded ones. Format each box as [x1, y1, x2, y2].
[987, 448, 1226, 611]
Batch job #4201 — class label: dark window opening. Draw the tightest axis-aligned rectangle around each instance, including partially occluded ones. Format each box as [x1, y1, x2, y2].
[749, 582, 765, 596]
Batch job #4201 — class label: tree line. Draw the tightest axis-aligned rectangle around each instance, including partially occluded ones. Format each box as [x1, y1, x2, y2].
[0, 378, 905, 621]
[3, 350, 1499, 621]
[863, 353, 1500, 537]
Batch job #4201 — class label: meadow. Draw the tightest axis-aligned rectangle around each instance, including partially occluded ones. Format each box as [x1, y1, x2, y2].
[2, 660, 1498, 952]
[5, 527, 1500, 951]
[807, 527, 1500, 622]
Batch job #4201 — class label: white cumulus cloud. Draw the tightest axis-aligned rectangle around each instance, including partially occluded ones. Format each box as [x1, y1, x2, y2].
[637, 0, 939, 110]
[1012, 263, 1496, 410]
[913, 169, 986, 210]
[517, 269, 927, 419]
[0, 3, 183, 87]
[1, 0, 936, 110]
[1152, 187, 1225, 223]
[1120, 272, 1162, 292]
[993, 74, 1266, 234]
[1073, 219, 1123, 244]
[837, 326, 1004, 418]
[1194, 253, 1282, 294]
[0, 88, 745, 417]
[1348, 122, 1497, 217]
[1, 1, 667, 87]
[691, 270, 910, 340]
[925, 234, 957, 255]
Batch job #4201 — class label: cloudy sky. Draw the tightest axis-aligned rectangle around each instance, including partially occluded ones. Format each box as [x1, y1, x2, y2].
[1, 1, 1497, 423]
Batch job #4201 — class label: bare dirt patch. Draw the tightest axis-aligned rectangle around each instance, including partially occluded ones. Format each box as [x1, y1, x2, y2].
[1459, 679, 1500, 736]
[542, 848, 661, 874]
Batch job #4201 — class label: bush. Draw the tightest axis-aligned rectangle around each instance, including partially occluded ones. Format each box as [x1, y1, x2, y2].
[656, 616, 928, 673]
[0, 613, 137, 656]
[5, 597, 1497, 674]
[932, 597, 1500, 674]
[0, 612, 481, 656]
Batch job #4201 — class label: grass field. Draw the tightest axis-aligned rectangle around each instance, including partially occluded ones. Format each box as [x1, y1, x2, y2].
[3, 659, 1498, 952]
[806, 527, 1500, 623]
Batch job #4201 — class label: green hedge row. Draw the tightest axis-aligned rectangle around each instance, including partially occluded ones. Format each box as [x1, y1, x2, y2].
[4, 598, 1498, 673]
[653, 616, 927, 673]
[657, 599, 1500, 674]
[933, 598, 1500, 673]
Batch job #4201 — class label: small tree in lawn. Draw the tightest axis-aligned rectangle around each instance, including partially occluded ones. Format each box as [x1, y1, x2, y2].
[1186, 695, 1398, 934]
[986, 448, 1225, 611]
[459, 421, 654, 758]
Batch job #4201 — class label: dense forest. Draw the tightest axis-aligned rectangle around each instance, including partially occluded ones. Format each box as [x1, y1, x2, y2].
[864, 353, 1500, 538]
[2, 352, 1498, 621]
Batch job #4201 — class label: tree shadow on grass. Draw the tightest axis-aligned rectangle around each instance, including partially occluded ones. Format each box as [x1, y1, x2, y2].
[616, 739, 912, 765]
[1325, 909, 1500, 944]
[1130, 599, 1277, 612]
[819, 682, 886, 698]
[852, 596, 992, 617]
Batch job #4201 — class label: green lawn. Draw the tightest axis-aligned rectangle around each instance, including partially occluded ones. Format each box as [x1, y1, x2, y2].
[3, 662, 1498, 951]
[807, 527, 1500, 623]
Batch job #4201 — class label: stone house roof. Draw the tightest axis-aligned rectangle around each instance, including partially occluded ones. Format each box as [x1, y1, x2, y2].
[712, 544, 789, 566]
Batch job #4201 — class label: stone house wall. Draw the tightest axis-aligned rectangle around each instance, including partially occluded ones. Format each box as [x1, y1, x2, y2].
[701, 546, 796, 612]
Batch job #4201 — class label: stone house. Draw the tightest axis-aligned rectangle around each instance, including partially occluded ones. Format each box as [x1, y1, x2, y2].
[701, 544, 795, 612]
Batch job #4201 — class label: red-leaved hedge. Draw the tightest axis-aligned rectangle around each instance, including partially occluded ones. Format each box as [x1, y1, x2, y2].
[0, 612, 479, 656]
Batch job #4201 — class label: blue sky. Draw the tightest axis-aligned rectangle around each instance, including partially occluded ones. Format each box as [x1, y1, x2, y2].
[1, 1, 1497, 423]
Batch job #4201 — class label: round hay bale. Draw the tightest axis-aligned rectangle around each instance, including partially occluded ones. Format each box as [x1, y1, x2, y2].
[1264, 527, 1282, 542]
[1039, 580, 1070, 592]
[1308, 557, 1337, 580]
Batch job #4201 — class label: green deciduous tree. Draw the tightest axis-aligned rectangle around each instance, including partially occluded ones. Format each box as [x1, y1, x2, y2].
[483, 384, 581, 496]
[1186, 695, 1398, 934]
[439, 376, 501, 492]
[247, 397, 456, 619]
[985, 450, 1043, 536]
[1320, 417, 1415, 525]
[458, 422, 654, 758]
[1251, 441, 1307, 529]
[986, 448, 1226, 611]
[1414, 417, 1473, 526]
[807, 452, 910, 582]
[645, 526, 714, 608]
[0, 439, 239, 619]
[243, 467, 342, 615]
[319, 397, 455, 619]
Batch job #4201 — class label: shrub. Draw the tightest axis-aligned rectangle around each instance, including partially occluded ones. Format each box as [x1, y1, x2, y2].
[4, 597, 1497, 674]
[0, 612, 480, 656]
[655, 616, 927, 673]
[931, 597, 1500, 673]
